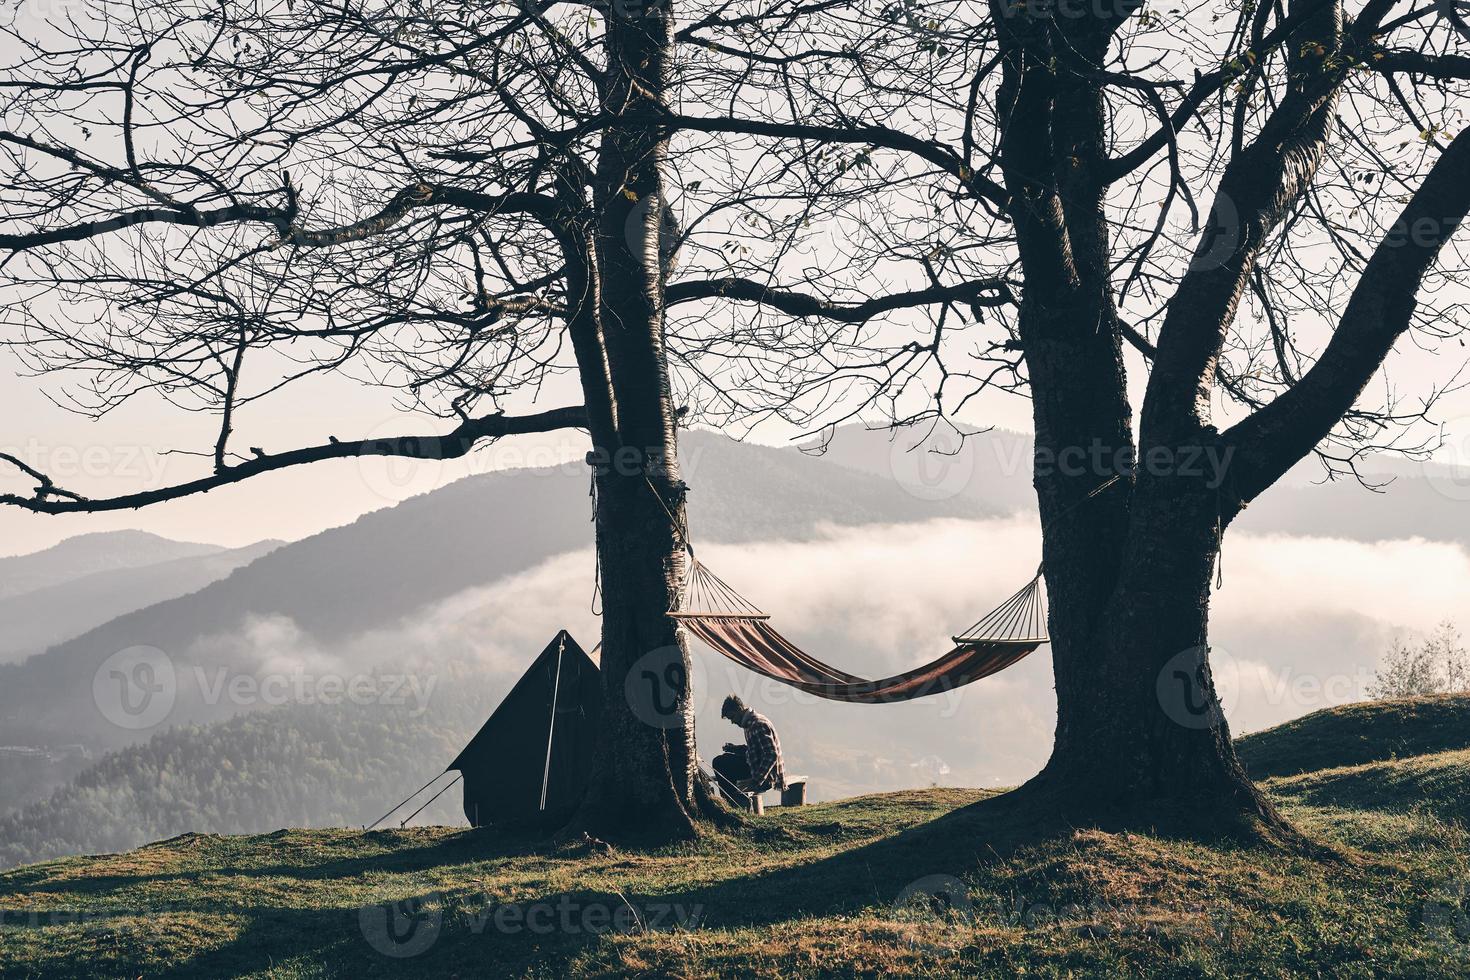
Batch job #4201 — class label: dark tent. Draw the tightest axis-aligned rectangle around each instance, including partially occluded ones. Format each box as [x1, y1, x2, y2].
[448, 630, 602, 828]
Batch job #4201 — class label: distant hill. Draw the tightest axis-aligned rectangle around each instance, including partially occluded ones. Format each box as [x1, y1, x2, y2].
[808, 425, 1470, 550]
[0, 530, 225, 600]
[0, 539, 283, 663]
[4, 427, 1468, 873]
[1247, 693, 1470, 835]
[1237, 694, 1470, 779]
[800, 424, 1040, 515]
[1264, 746, 1470, 828]
[1236, 472, 1470, 549]
[0, 655, 1028, 868]
[0, 691, 487, 869]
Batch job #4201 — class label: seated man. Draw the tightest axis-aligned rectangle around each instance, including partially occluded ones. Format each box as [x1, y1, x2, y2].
[711, 694, 785, 806]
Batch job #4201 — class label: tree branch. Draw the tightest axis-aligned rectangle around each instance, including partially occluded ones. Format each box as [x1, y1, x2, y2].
[0, 405, 588, 514]
[660, 113, 1011, 211]
[0, 202, 288, 252]
[1102, 0, 1343, 182]
[1367, 49, 1470, 81]
[1224, 127, 1470, 503]
[667, 276, 1014, 322]
[1138, 0, 1348, 445]
[0, 179, 564, 252]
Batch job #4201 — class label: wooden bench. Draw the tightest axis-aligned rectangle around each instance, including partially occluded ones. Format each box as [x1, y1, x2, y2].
[711, 768, 808, 812]
[733, 778, 809, 814]
[777, 776, 808, 807]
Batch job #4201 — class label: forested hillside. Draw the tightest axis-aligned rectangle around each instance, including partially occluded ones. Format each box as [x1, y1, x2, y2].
[0, 681, 492, 869]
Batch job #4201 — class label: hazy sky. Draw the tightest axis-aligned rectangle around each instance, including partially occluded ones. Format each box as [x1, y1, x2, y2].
[0, 355, 595, 556]
[3, 331, 1468, 558]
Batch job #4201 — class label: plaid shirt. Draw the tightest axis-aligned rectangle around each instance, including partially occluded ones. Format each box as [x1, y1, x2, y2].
[738, 709, 785, 792]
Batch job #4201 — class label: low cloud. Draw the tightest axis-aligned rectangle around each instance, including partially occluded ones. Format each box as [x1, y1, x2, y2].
[1213, 533, 1470, 632]
[181, 518, 1469, 791]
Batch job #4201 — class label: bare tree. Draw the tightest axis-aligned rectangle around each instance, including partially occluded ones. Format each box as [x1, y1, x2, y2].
[642, 0, 1470, 838]
[1369, 622, 1469, 699]
[0, 0, 1004, 839]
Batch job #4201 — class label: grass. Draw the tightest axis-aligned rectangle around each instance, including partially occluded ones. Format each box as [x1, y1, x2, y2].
[1264, 748, 1470, 829]
[5, 699, 1470, 978]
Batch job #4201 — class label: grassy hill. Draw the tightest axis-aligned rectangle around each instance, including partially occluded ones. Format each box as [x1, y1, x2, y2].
[1237, 693, 1470, 777]
[4, 696, 1470, 978]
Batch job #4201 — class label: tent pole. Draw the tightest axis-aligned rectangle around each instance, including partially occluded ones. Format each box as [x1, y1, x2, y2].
[539, 635, 566, 811]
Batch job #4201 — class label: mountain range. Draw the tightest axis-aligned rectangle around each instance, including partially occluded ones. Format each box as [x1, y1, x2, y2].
[0, 431, 992, 749]
[0, 536, 282, 663]
[0, 530, 228, 601]
[0, 425, 1465, 867]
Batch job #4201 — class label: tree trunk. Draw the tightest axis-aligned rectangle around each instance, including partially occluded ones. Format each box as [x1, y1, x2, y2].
[1021, 441, 1294, 841]
[573, 457, 717, 840]
[987, 3, 1295, 841]
[563, 0, 725, 841]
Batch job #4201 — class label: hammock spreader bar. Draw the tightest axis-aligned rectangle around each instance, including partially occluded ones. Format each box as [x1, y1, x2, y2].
[670, 559, 1048, 704]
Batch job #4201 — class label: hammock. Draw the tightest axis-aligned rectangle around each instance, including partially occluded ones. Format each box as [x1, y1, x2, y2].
[669, 557, 1048, 704]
